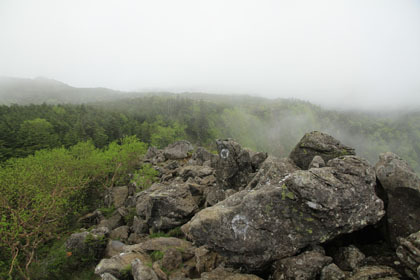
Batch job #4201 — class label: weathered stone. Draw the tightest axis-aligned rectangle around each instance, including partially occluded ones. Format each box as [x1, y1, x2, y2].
[179, 165, 214, 181]
[215, 139, 253, 190]
[246, 156, 299, 190]
[333, 245, 366, 271]
[65, 228, 108, 259]
[124, 237, 193, 255]
[162, 248, 183, 271]
[110, 186, 129, 208]
[98, 211, 124, 230]
[272, 250, 332, 280]
[153, 262, 168, 280]
[250, 151, 268, 171]
[191, 147, 218, 166]
[132, 258, 159, 280]
[320, 263, 346, 280]
[195, 246, 225, 274]
[183, 156, 384, 270]
[105, 240, 125, 258]
[78, 209, 104, 226]
[200, 267, 263, 280]
[396, 230, 420, 279]
[204, 188, 227, 207]
[164, 140, 194, 160]
[100, 272, 119, 280]
[289, 131, 355, 170]
[309, 155, 325, 169]
[375, 152, 420, 246]
[136, 183, 198, 231]
[132, 216, 149, 234]
[110, 226, 130, 241]
[95, 252, 151, 277]
[348, 265, 401, 280]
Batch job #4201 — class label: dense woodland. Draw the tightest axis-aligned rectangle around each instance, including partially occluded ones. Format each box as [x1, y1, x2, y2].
[1, 82, 420, 279]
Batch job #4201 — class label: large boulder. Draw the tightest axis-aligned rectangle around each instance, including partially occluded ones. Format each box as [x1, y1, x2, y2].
[215, 139, 254, 190]
[289, 131, 355, 170]
[375, 152, 420, 245]
[135, 182, 199, 232]
[183, 155, 384, 270]
[199, 267, 263, 280]
[65, 227, 109, 261]
[95, 252, 151, 277]
[163, 140, 194, 160]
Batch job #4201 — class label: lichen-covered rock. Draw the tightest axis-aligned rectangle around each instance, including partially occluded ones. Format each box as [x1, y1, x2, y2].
[375, 152, 420, 246]
[98, 211, 124, 230]
[333, 245, 365, 271]
[183, 155, 384, 270]
[320, 263, 346, 280]
[124, 237, 193, 256]
[309, 155, 325, 169]
[348, 265, 401, 280]
[105, 240, 125, 258]
[135, 183, 198, 231]
[215, 139, 253, 190]
[110, 226, 130, 241]
[110, 186, 129, 208]
[100, 272, 119, 280]
[289, 131, 355, 170]
[200, 267, 263, 280]
[194, 246, 225, 274]
[271, 250, 332, 280]
[66, 227, 108, 259]
[396, 230, 420, 279]
[132, 258, 159, 280]
[179, 165, 214, 181]
[95, 252, 151, 277]
[162, 248, 183, 271]
[246, 156, 299, 190]
[163, 140, 194, 160]
[191, 147, 218, 166]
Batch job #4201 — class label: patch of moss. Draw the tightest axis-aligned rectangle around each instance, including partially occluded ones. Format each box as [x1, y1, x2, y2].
[150, 250, 165, 262]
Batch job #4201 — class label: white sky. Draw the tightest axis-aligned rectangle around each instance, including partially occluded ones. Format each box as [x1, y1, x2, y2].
[1, 0, 420, 110]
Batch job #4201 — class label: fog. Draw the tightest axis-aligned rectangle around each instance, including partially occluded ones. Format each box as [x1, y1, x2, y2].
[1, 0, 419, 110]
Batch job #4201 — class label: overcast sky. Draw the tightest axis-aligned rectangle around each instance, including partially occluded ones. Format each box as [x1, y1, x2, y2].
[1, 0, 419, 110]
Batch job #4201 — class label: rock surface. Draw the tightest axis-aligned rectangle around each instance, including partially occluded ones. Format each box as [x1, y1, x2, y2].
[136, 182, 198, 231]
[200, 267, 263, 280]
[215, 139, 254, 190]
[396, 230, 420, 279]
[271, 249, 332, 280]
[132, 258, 159, 280]
[183, 155, 384, 270]
[375, 152, 420, 246]
[163, 140, 194, 160]
[289, 131, 355, 170]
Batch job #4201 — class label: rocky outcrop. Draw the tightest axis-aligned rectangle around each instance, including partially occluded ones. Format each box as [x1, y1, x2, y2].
[375, 152, 420, 246]
[183, 155, 384, 270]
[289, 131, 355, 170]
[163, 140, 194, 160]
[95, 252, 151, 277]
[199, 267, 263, 280]
[135, 182, 199, 232]
[215, 139, 254, 190]
[132, 258, 159, 280]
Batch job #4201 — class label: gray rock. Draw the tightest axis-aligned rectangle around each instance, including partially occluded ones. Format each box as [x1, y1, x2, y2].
[396, 230, 420, 279]
[215, 139, 253, 190]
[320, 263, 346, 280]
[289, 131, 355, 170]
[272, 250, 332, 280]
[105, 240, 125, 258]
[100, 272, 120, 280]
[163, 140, 194, 160]
[179, 165, 214, 181]
[110, 226, 130, 241]
[348, 265, 401, 280]
[195, 246, 225, 274]
[132, 216, 149, 234]
[183, 155, 384, 270]
[98, 211, 124, 230]
[124, 237, 193, 255]
[200, 267, 263, 280]
[136, 183, 198, 231]
[250, 151, 268, 171]
[246, 156, 299, 190]
[111, 186, 129, 208]
[65, 228, 108, 259]
[132, 258, 159, 280]
[162, 248, 183, 271]
[375, 152, 420, 246]
[191, 147, 218, 166]
[152, 262, 168, 280]
[333, 245, 365, 271]
[95, 252, 151, 277]
[309, 155, 325, 169]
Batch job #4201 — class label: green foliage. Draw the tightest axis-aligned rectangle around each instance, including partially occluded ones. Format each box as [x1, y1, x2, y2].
[119, 265, 133, 280]
[123, 207, 137, 226]
[0, 136, 147, 279]
[131, 163, 159, 191]
[150, 251, 165, 262]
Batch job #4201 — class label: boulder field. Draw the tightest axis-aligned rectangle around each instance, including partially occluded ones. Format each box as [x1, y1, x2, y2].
[66, 132, 420, 280]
